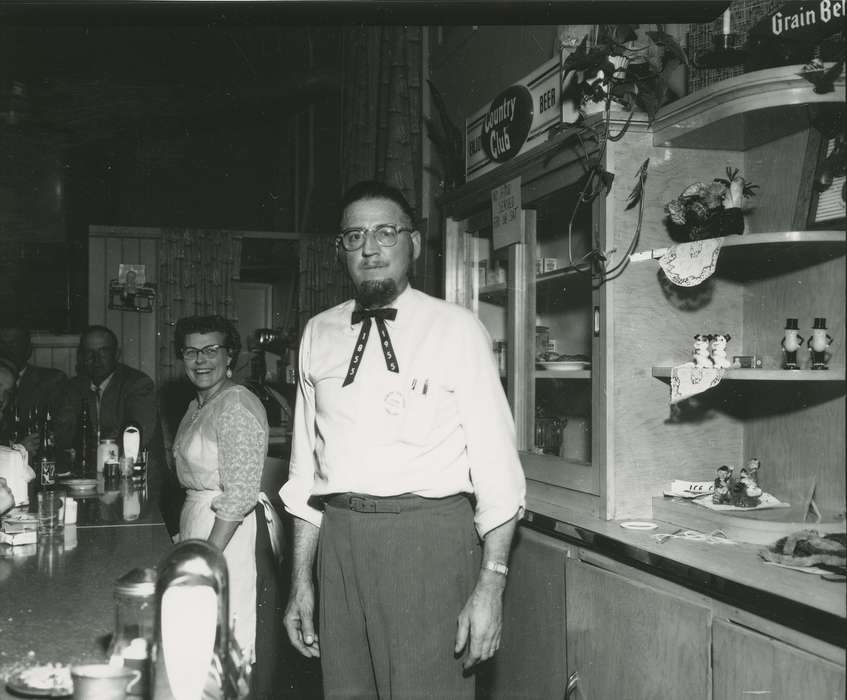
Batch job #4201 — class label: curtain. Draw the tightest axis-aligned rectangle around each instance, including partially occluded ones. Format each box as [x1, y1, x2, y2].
[297, 237, 354, 332]
[341, 26, 423, 215]
[157, 228, 243, 383]
[294, 27, 423, 325]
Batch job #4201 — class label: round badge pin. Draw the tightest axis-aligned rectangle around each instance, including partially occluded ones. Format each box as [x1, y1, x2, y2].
[384, 391, 405, 415]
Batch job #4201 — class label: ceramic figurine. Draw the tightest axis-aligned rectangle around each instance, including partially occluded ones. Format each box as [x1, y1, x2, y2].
[692, 334, 713, 367]
[745, 458, 761, 487]
[781, 318, 803, 370]
[807, 317, 833, 370]
[712, 465, 733, 504]
[732, 466, 763, 507]
[709, 333, 732, 369]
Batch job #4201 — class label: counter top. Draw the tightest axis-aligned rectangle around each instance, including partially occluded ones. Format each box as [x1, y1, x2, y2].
[525, 493, 846, 648]
[0, 523, 171, 699]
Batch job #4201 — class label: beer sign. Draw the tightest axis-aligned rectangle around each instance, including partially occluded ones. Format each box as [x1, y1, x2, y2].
[466, 58, 561, 181]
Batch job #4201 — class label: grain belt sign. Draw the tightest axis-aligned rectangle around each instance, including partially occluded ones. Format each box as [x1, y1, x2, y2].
[465, 57, 561, 182]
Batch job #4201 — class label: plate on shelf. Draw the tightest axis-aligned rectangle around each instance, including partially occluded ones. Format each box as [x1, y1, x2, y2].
[5, 664, 73, 698]
[57, 478, 97, 494]
[536, 361, 591, 371]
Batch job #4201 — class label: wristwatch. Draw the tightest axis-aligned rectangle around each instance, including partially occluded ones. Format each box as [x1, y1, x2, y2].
[483, 560, 509, 576]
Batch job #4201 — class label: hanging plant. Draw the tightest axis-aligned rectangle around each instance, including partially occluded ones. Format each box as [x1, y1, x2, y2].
[561, 24, 688, 123]
[665, 167, 759, 242]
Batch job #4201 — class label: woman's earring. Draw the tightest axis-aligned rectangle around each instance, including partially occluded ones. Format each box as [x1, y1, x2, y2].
[226, 366, 233, 379]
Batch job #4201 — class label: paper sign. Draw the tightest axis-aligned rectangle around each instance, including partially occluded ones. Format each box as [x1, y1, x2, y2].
[491, 177, 522, 250]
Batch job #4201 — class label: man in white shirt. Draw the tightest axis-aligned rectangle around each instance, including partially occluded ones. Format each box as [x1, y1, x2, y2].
[280, 180, 526, 699]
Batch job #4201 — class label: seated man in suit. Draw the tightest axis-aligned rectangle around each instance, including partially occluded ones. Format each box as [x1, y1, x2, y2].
[0, 326, 67, 427]
[53, 325, 158, 465]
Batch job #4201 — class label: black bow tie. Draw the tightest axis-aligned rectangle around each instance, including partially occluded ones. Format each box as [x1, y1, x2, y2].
[343, 307, 399, 386]
[351, 307, 397, 324]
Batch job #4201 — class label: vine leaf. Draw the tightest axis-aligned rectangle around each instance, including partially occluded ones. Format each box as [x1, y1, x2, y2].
[425, 80, 465, 189]
[626, 158, 650, 210]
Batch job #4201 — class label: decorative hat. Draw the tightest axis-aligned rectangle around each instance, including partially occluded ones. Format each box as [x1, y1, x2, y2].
[812, 317, 828, 329]
[784, 318, 799, 330]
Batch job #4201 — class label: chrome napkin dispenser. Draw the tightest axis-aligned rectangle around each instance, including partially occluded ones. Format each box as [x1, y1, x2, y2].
[122, 424, 141, 464]
[152, 540, 249, 700]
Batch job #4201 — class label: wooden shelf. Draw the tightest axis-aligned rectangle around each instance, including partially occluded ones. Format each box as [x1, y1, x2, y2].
[652, 64, 845, 150]
[535, 263, 593, 285]
[633, 230, 846, 278]
[478, 282, 507, 303]
[652, 367, 846, 382]
[536, 369, 592, 380]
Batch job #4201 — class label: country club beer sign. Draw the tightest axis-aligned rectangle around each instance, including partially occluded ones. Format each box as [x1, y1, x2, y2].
[466, 58, 560, 181]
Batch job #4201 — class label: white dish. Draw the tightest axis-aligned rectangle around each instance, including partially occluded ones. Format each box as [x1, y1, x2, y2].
[537, 361, 590, 371]
[620, 521, 659, 531]
[60, 478, 97, 492]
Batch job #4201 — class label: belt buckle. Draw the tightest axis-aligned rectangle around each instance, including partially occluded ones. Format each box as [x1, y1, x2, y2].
[349, 496, 375, 513]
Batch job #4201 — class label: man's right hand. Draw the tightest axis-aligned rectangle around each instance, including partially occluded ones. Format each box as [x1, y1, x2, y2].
[283, 579, 321, 658]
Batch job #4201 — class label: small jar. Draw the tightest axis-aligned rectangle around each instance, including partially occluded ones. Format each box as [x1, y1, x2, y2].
[96, 438, 119, 474]
[107, 568, 156, 699]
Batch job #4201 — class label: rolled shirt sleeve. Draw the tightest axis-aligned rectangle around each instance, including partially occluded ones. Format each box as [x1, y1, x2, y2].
[212, 399, 266, 522]
[453, 313, 526, 537]
[280, 319, 324, 528]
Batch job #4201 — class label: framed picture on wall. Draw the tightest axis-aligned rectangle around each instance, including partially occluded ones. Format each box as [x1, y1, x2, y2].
[109, 263, 156, 312]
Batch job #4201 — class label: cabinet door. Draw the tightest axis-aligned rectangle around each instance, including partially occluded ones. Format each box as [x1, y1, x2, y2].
[565, 556, 711, 700]
[477, 527, 570, 700]
[713, 618, 846, 700]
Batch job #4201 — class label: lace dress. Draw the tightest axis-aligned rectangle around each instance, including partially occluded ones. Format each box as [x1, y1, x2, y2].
[173, 384, 269, 656]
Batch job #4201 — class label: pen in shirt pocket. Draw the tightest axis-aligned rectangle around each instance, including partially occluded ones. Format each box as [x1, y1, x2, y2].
[409, 377, 429, 395]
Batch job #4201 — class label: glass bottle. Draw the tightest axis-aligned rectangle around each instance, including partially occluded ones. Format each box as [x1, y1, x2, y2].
[77, 400, 92, 477]
[38, 410, 56, 488]
[108, 567, 157, 700]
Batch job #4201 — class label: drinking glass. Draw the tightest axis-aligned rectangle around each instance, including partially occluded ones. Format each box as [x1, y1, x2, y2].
[37, 488, 66, 536]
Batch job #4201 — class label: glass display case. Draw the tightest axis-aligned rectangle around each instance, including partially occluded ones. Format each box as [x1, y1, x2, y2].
[443, 159, 604, 506]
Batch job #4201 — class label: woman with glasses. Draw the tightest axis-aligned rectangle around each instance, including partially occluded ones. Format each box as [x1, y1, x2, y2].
[172, 314, 269, 664]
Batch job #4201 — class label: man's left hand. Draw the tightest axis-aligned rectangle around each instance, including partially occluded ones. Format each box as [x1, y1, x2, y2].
[454, 575, 505, 670]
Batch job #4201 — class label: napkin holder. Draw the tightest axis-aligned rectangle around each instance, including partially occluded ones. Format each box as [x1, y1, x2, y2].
[152, 539, 249, 700]
[0, 445, 35, 507]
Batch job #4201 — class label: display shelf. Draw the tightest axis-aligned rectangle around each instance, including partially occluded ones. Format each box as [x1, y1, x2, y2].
[536, 369, 591, 380]
[651, 367, 846, 382]
[535, 263, 593, 285]
[633, 230, 845, 263]
[478, 282, 507, 304]
[652, 64, 846, 151]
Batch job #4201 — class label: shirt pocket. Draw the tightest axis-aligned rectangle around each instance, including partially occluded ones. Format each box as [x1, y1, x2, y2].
[399, 380, 440, 446]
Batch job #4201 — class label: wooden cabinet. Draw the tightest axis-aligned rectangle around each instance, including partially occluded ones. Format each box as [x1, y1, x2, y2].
[480, 526, 845, 700]
[712, 619, 846, 700]
[442, 64, 845, 523]
[477, 527, 571, 700]
[565, 553, 712, 700]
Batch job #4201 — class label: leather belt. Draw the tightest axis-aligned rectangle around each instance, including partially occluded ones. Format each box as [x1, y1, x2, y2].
[324, 493, 405, 514]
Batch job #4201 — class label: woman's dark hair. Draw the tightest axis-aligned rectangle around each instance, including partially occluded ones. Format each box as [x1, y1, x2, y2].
[338, 180, 416, 228]
[174, 315, 241, 366]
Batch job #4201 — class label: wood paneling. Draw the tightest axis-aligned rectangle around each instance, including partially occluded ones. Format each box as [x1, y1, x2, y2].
[30, 334, 80, 376]
[604, 131, 747, 519]
[713, 619, 846, 700]
[566, 556, 712, 700]
[478, 527, 570, 700]
[88, 228, 160, 384]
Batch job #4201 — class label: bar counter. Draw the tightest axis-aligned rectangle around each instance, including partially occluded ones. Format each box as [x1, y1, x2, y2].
[0, 504, 171, 699]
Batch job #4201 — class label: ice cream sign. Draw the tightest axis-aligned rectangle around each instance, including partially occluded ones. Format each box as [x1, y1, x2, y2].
[466, 58, 560, 181]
